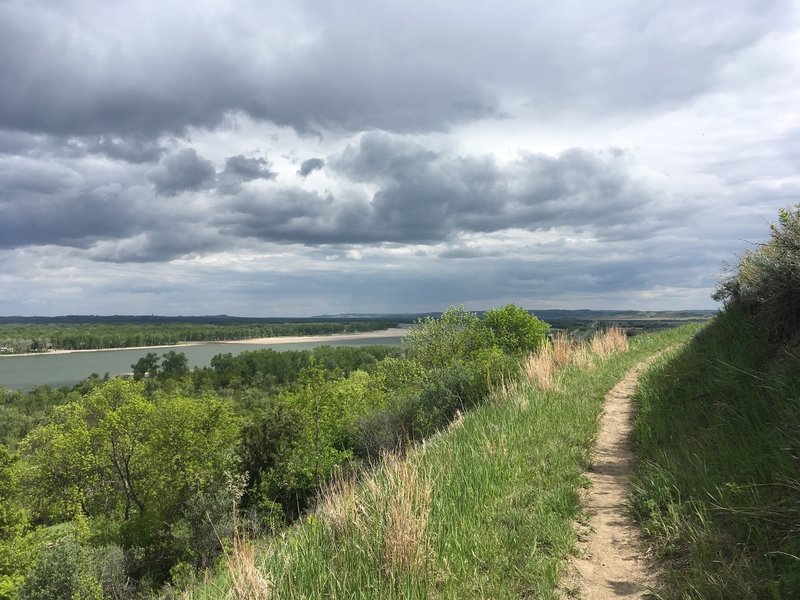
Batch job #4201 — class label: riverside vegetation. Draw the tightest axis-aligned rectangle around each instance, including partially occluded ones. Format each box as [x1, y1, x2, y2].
[0, 304, 554, 598]
[0, 307, 700, 599]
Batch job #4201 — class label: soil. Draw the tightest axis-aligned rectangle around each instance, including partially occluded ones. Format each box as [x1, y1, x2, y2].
[560, 357, 661, 599]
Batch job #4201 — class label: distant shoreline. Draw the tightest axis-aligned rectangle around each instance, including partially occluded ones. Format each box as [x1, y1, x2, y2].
[0, 327, 408, 357]
[0, 342, 205, 358]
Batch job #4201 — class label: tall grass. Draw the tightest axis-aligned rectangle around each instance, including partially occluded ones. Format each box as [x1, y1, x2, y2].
[225, 528, 272, 600]
[186, 326, 690, 599]
[524, 328, 625, 390]
[589, 326, 628, 357]
[630, 307, 800, 598]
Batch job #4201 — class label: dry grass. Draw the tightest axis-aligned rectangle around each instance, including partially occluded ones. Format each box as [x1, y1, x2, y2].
[314, 452, 433, 579]
[524, 329, 628, 390]
[524, 348, 558, 390]
[550, 331, 576, 367]
[447, 409, 465, 432]
[316, 472, 361, 537]
[524, 333, 579, 390]
[589, 327, 629, 357]
[572, 345, 596, 370]
[226, 528, 272, 600]
[371, 457, 433, 576]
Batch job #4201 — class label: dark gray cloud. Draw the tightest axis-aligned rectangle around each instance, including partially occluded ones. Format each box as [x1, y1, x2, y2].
[218, 154, 277, 195]
[84, 136, 166, 164]
[217, 188, 347, 242]
[148, 149, 216, 196]
[0, 1, 790, 139]
[85, 226, 225, 263]
[218, 132, 659, 245]
[438, 247, 503, 259]
[298, 158, 324, 177]
[223, 155, 277, 180]
[0, 184, 140, 250]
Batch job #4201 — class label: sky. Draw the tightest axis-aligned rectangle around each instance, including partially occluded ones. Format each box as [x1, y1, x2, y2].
[1, 0, 798, 316]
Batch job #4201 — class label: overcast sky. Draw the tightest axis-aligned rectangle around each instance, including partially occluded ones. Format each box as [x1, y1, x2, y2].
[1, 0, 798, 316]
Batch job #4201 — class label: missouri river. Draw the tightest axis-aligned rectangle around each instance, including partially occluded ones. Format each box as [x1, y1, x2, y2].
[0, 334, 404, 391]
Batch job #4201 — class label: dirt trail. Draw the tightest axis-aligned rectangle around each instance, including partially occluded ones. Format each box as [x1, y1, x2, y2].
[561, 357, 660, 599]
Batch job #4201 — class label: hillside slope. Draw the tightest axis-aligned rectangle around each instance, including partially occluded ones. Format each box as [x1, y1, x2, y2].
[187, 327, 691, 599]
[630, 205, 800, 598]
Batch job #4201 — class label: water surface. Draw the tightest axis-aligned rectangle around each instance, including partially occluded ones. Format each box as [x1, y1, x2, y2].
[0, 335, 403, 391]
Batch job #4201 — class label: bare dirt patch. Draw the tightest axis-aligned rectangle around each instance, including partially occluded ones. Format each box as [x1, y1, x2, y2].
[560, 358, 660, 599]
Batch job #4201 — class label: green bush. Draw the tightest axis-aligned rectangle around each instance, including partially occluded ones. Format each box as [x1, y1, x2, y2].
[351, 407, 409, 459]
[239, 398, 303, 511]
[480, 304, 549, 354]
[19, 533, 102, 600]
[403, 306, 492, 368]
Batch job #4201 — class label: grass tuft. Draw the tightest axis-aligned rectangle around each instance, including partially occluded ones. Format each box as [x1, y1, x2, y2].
[589, 326, 629, 357]
[373, 457, 433, 578]
[225, 528, 272, 600]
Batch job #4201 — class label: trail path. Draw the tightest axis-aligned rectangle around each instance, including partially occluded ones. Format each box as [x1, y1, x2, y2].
[561, 357, 661, 599]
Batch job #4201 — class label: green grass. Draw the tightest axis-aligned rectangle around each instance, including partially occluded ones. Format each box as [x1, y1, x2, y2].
[630, 307, 800, 599]
[184, 326, 691, 599]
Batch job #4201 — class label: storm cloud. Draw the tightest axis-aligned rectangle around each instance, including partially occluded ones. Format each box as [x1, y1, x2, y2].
[0, 1, 791, 139]
[217, 134, 658, 246]
[217, 154, 277, 195]
[148, 149, 216, 196]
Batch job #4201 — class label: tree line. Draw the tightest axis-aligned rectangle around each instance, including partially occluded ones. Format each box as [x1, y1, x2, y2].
[0, 320, 397, 354]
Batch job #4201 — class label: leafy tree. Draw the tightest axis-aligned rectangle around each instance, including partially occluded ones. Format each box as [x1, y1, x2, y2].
[372, 357, 426, 396]
[159, 350, 189, 381]
[240, 399, 303, 509]
[131, 352, 159, 381]
[246, 365, 387, 515]
[0, 445, 28, 599]
[19, 379, 240, 582]
[480, 304, 550, 354]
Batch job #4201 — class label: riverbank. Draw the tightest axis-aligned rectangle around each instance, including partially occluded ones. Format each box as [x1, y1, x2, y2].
[0, 327, 408, 358]
[0, 341, 204, 358]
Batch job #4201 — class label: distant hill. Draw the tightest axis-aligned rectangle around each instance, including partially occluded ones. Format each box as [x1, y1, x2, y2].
[0, 309, 715, 326]
[315, 309, 716, 322]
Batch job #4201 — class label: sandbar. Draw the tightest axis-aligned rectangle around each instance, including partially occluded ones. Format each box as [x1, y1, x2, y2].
[0, 328, 408, 357]
[222, 327, 408, 345]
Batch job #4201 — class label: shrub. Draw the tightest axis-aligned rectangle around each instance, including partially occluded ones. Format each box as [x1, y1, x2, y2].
[19, 532, 102, 600]
[403, 306, 492, 369]
[713, 204, 800, 341]
[351, 408, 408, 459]
[480, 304, 550, 354]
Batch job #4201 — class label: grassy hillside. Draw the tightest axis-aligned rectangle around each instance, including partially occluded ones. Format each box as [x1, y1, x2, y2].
[631, 307, 800, 598]
[185, 327, 692, 599]
[631, 206, 800, 598]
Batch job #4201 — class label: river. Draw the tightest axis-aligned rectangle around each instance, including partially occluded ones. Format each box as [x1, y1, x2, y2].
[0, 334, 404, 391]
